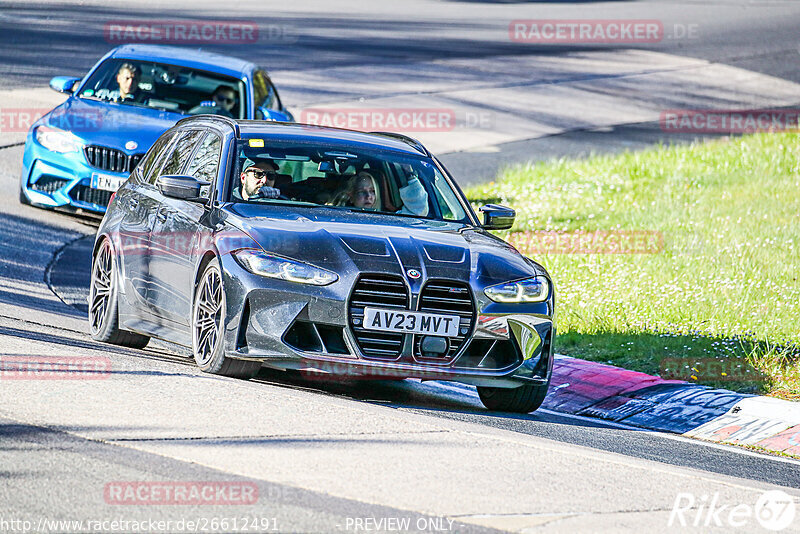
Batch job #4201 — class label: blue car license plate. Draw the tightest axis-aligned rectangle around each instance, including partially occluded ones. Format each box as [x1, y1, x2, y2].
[91, 172, 126, 192]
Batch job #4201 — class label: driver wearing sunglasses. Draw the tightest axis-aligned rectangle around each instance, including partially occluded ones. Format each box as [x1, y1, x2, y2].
[203, 84, 237, 117]
[188, 84, 238, 118]
[232, 158, 282, 201]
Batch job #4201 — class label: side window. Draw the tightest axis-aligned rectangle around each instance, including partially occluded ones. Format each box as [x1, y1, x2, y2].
[252, 71, 270, 109]
[253, 70, 281, 118]
[160, 130, 204, 177]
[186, 133, 222, 195]
[137, 131, 176, 184]
[430, 172, 466, 221]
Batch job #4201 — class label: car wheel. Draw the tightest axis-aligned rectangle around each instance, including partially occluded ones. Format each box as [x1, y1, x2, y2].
[192, 258, 261, 379]
[89, 238, 150, 349]
[477, 382, 549, 413]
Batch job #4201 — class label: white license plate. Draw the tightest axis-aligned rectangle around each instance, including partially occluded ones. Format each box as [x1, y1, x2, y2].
[363, 307, 460, 337]
[91, 172, 126, 192]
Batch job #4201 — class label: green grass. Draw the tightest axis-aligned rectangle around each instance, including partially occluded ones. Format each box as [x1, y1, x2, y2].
[465, 133, 800, 399]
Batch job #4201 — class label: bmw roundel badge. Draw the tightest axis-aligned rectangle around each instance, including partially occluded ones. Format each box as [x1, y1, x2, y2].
[407, 269, 421, 279]
[125, 140, 138, 151]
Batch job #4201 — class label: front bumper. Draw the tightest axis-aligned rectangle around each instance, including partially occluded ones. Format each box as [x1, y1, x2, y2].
[20, 132, 132, 214]
[220, 254, 554, 388]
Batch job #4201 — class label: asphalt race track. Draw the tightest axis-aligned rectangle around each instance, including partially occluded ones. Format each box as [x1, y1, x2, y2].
[1, 1, 800, 532]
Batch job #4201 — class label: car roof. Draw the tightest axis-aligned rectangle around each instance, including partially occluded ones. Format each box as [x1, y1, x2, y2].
[109, 44, 255, 79]
[235, 120, 429, 156]
[177, 116, 429, 156]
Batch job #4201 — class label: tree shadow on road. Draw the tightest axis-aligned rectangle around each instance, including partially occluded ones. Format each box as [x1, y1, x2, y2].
[0, 210, 97, 320]
[0, 3, 623, 89]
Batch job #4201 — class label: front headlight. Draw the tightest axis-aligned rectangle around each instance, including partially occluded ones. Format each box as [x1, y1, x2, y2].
[484, 276, 549, 303]
[232, 249, 338, 286]
[35, 125, 83, 153]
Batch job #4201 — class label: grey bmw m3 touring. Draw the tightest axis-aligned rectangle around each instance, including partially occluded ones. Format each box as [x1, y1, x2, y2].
[89, 115, 555, 413]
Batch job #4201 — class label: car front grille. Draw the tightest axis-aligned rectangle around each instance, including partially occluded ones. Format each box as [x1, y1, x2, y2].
[84, 145, 143, 174]
[414, 280, 475, 361]
[349, 274, 409, 359]
[68, 184, 112, 207]
[30, 176, 69, 193]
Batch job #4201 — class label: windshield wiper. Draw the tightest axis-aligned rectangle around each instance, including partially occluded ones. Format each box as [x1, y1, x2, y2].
[344, 207, 441, 222]
[236, 199, 325, 208]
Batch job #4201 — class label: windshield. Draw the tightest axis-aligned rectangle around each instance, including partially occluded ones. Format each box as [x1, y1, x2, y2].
[78, 58, 247, 118]
[227, 138, 471, 223]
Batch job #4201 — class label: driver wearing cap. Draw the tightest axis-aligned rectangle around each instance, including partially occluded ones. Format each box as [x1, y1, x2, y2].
[232, 158, 282, 201]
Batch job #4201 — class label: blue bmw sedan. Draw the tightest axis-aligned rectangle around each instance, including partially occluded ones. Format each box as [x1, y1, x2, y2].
[20, 44, 294, 214]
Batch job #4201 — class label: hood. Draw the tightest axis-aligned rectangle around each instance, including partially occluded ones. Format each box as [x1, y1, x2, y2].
[42, 96, 182, 152]
[221, 204, 545, 288]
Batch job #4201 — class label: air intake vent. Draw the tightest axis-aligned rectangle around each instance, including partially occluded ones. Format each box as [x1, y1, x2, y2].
[68, 184, 112, 207]
[454, 339, 522, 371]
[414, 280, 475, 361]
[30, 176, 69, 193]
[84, 145, 143, 174]
[348, 274, 409, 359]
[284, 321, 349, 355]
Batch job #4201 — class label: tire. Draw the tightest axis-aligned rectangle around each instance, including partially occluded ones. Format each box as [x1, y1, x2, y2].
[89, 238, 150, 349]
[192, 258, 261, 379]
[477, 382, 549, 413]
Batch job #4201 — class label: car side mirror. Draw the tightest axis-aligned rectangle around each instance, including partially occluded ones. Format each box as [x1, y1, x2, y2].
[156, 175, 210, 202]
[257, 106, 290, 122]
[49, 76, 81, 94]
[479, 204, 515, 230]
